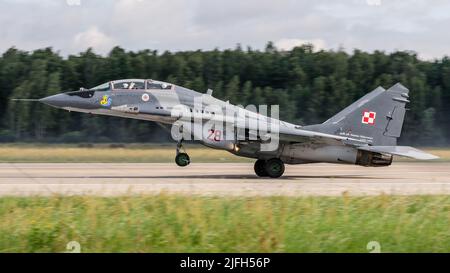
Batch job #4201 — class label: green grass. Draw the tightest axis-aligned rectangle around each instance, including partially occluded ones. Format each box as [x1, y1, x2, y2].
[0, 144, 252, 163]
[0, 144, 447, 163]
[1, 194, 450, 252]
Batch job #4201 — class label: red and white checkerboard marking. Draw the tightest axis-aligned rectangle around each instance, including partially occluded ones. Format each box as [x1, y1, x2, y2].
[362, 111, 376, 125]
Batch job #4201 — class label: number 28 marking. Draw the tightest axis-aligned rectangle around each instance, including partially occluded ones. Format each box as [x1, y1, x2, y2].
[208, 129, 222, 142]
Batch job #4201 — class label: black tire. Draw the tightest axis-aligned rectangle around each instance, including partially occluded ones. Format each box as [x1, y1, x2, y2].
[264, 158, 285, 178]
[175, 153, 190, 167]
[254, 159, 268, 177]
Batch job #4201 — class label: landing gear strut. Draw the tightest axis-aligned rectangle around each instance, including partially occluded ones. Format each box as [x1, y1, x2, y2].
[254, 158, 285, 178]
[175, 140, 190, 167]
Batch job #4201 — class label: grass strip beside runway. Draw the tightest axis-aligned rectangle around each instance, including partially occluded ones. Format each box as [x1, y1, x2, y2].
[0, 144, 251, 163]
[1, 194, 450, 252]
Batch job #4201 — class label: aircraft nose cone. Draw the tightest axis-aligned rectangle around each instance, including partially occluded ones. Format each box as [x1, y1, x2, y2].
[39, 93, 69, 108]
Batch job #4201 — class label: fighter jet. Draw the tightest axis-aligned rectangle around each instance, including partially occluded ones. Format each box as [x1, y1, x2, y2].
[38, 79, 438, 178]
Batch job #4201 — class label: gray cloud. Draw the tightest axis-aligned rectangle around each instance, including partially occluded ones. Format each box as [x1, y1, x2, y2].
[0, 0, 449, 59]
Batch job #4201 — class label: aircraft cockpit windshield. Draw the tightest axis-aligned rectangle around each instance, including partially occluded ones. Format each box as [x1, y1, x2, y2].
[90, 82, 111, 91]
[147, 80, 172, 90]
[113, 80, 145, 90]
[65, 82, 109, 98]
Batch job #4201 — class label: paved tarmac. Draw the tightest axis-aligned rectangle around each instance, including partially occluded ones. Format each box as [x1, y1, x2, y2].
[0, 162, 448, 196]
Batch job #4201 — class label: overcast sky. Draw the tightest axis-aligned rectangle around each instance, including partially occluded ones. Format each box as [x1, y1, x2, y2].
[0, 0, 449, 59]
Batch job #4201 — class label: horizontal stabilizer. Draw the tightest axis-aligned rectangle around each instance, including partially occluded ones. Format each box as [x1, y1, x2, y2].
[358, 146, 439, 160]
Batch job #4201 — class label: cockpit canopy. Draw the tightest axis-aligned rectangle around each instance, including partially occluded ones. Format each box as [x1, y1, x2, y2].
[146, 80, 172, 90]
[89, 79, 173, 91]
[112, 79, 145, 90]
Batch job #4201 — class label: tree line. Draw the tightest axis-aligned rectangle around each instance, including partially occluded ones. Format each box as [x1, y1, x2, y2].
[0, 42, 448, 145]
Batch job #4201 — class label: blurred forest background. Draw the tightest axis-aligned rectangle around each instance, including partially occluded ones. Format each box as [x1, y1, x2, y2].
[0, 42, 448, 145]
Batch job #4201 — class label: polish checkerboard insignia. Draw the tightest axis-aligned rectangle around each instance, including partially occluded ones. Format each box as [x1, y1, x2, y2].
[362, 111, 376, 125]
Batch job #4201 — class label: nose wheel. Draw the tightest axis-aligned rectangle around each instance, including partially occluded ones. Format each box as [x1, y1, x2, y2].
[175, 153, 190, 167]
[175, 141, 190, 167]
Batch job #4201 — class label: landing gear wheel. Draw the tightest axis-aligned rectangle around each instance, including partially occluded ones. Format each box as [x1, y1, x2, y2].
[175, 153, 190, 167]
[264, 158, 285, 178]
[254, 159, 268, 177]
[175, 139, 190, 167]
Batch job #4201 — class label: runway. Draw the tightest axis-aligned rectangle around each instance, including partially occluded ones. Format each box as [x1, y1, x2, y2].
[0, 162, 449, 196]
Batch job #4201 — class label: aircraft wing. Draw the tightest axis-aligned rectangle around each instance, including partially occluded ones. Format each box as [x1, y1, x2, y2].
[263, 126, 438, 160]
[266, 126, 368, 145]
[179, 112, 368, 146]
[357, 146, 439, 160]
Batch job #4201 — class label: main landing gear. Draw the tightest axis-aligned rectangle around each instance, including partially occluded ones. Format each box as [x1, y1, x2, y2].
[175, 140, 190, 167]
[254, 158, 285, 178]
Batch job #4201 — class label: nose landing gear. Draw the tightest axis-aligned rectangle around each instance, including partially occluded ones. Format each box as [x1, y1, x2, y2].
[175, 141, 190, 167]
[175, 153, 190, 167]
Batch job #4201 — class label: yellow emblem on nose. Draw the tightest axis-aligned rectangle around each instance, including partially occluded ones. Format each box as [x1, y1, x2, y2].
[100, 95, 111, 106]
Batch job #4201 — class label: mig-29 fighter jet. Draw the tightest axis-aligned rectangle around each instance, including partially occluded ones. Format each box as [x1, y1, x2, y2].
[37, 79, 438, 178]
